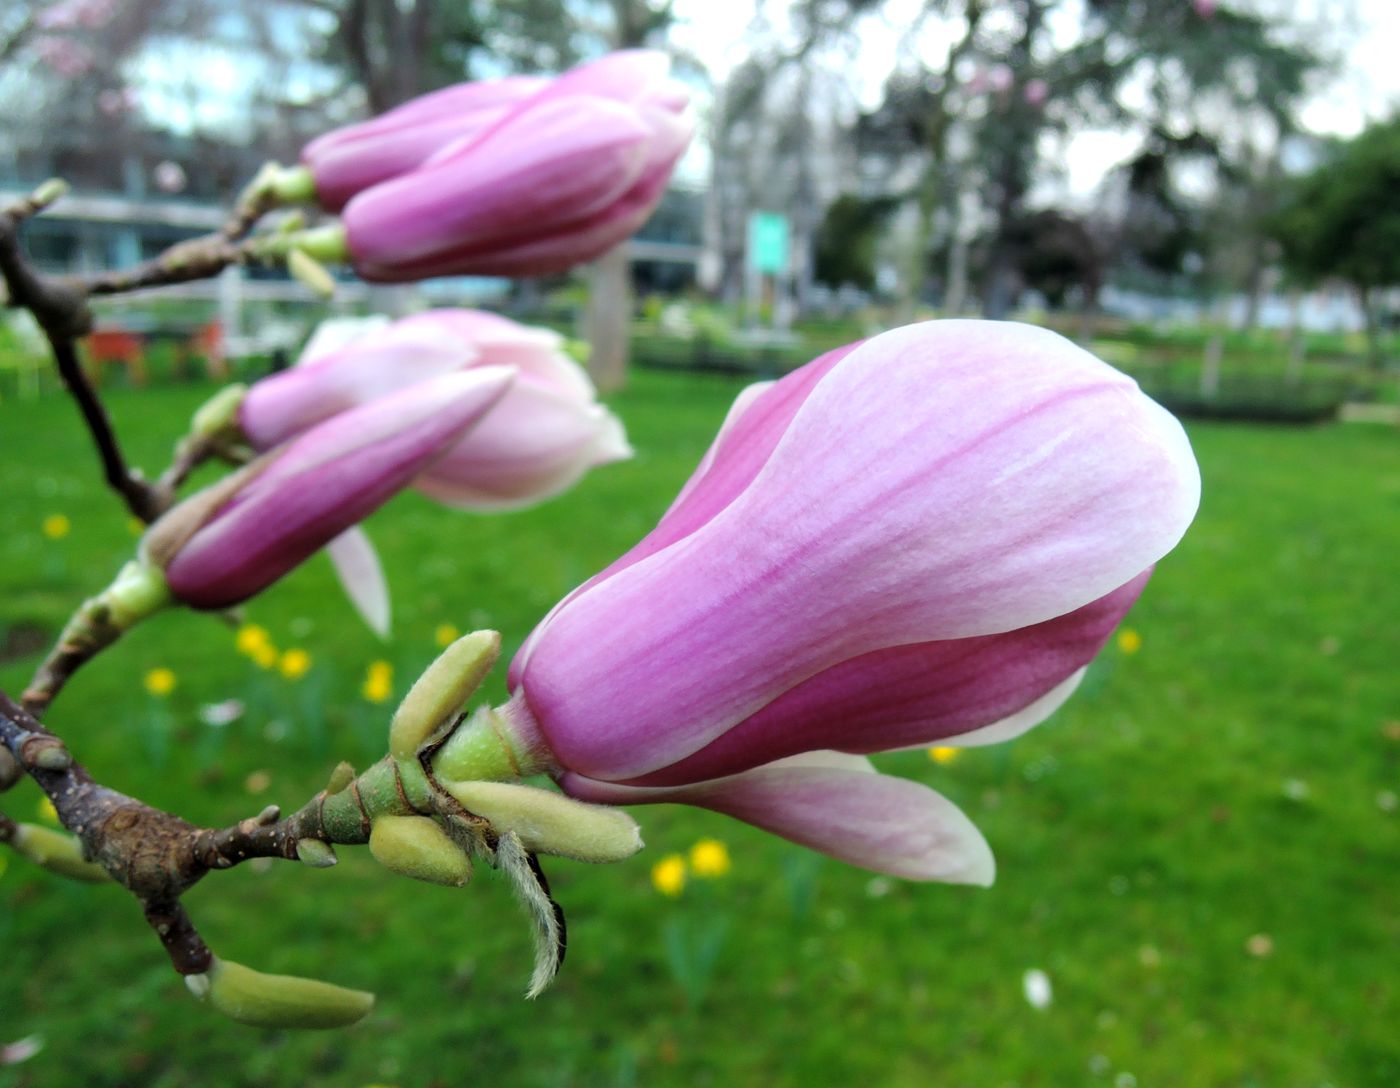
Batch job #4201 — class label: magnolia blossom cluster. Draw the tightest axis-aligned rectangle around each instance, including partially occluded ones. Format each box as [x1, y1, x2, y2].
[148, 311, 628, 633]
[435, 321, 1201, 883]
[129, 52, 692, 636]
[39, 46, 1205, 1026]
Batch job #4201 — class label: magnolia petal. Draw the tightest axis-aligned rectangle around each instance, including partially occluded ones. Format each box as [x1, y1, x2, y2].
[295, 315, 391, 365]
[326, 526, 391, 638]
[629, 574, 1146, 786]
[243, 319, 477, 449]
[663, 379, 774, 517]
[303, 76, 547, 211]
[938, 667, 1087, 749]
[414, 375, 631, 511]
[167, 368, 514, 610]
[562, 752, 995, 884]
[345, 96, 653, 280]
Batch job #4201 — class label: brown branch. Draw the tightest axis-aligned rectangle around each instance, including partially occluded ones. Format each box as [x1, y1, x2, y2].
[75, 232, 247, 297]
[0, 187, 165, 522]
[0, 689, 213, 974]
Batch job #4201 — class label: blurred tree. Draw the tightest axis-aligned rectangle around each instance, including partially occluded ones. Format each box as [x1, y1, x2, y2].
[859, 0, 1324, 318]
[813, 192, 898, 291]
[705, 0, 884, 316]
[1270, 116, 1400, 369]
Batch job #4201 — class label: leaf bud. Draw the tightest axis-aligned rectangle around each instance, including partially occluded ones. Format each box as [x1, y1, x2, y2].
[442, 780, 642, 864]
[368, 814, 473, 886]
[190, 956, 374, 1029]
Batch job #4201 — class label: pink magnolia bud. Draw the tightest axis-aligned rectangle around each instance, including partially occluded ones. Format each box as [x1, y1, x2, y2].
[1023, 78, 1050, 107]
[342, 51, 693, 282]
[475, 320, 1200, 877]
[301, 75, 548, 212]
[239, 309, 629, 510]
[157, 369, 513, 610]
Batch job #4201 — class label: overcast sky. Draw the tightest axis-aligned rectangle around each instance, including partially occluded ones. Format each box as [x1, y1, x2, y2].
[668, 0, 1400, 194]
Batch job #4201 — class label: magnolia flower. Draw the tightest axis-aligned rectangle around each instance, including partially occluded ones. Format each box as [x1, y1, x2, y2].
[242, 309, 629, 510]
[300, 75, 548, 212]
[340, 50, 693, 281]
[234, 311, 627, 633]
[441, 321, 1200, 881]
[150, 369, 513, 610]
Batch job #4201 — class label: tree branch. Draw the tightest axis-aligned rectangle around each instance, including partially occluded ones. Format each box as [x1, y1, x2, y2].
[0, 186, 164, 521]
[0, 689, 213, 974]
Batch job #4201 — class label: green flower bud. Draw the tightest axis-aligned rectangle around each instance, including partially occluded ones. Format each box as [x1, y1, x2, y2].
[324, 760, 356, 795]
[191, 957, 374, 1029]
[389, 630, 501, 760]
[103, 559, 173, 629]
[10, 823, 109, 883]
[442, 781, 642, 864]
[295, 839, 338, 868]
[287, 248, 336, 300]
[369, 815, 473, 886]
[190, 384, 248, 443]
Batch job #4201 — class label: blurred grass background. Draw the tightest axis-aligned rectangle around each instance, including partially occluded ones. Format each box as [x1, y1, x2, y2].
[1, 369, 1398, 1087]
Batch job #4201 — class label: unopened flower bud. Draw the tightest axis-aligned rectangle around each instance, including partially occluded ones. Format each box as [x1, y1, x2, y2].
[389, 630, 501, 760]
[324, 761, 356, 795]
[295, 838, 338, 868]
[189, 384, 248, 444]
[368, 815, 473, 886]
[151, 370, 513, 610]
[440, 780, 642, 864]
[190, 956, 375, 1029]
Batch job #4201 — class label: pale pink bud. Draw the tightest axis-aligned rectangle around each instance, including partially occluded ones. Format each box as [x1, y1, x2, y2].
[482, 320, 1200, 876]
[159, 369, 513, 609]
[1024, 78, 1050, 107]
[301, 75, 548, 212]
[239, 309, 629, 511]
[342, 51, 692, 282]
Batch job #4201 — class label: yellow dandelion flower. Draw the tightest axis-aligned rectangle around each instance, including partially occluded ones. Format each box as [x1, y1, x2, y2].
[41, 514, 71, 540]
[651, 853, 686, 897]
[251, 642, 278, 670]
[235, 624, 271, 656]
[362, 660, 394, 704]
[37, 797, 59, 824]
[144, 667, 177, 697]
[928, 746, 960, 765]
[278, 648, 312, 681]
[1117, 627, 1143, 655]
[688, 838, 731, 879]
[434, 623, 461, 648]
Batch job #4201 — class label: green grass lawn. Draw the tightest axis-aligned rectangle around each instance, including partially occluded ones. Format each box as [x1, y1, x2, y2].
[1, 370, 1398, 1087]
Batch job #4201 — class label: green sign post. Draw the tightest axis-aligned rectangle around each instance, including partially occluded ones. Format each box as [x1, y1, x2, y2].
[747, 211, 790, 274]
